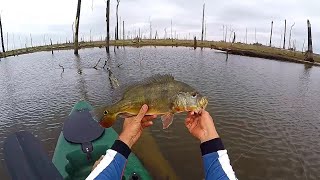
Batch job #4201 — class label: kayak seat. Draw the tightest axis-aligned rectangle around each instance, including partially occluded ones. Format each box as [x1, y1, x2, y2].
[63, 109, 104, 160]
[4, 131, 63, 180]
[64, 145, 109, 180]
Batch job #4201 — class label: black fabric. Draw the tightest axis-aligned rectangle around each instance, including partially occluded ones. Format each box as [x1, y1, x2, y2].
[4, 131, 63, 180]
[63, 109, 104, 144]
[111, 140, 131, 159]
[200, 138, 225, 156]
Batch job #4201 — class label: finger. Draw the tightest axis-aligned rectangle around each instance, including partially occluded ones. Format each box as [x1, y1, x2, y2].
[141, 115, 157, 122]
[198, 109, 204, 115]
[201, 110, 210, 116]
[187, 111, 196, 118]
[142, 121, 153, 128]
[185, 117, 194, 127]
[135, 104, 148, 121]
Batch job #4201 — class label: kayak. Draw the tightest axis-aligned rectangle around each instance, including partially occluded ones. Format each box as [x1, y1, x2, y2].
[52, 100, 152, 180]
[3, 100, 151, 180]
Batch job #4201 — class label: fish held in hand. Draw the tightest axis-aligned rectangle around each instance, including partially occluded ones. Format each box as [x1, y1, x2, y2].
[93, 74, 208, 129]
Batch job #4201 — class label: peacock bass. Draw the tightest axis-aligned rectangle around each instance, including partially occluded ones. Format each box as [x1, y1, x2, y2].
[94, 74, 208, 129]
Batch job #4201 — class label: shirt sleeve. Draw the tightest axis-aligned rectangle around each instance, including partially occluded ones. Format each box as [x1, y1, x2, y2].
[86, 140, 131, 180]
[201, 138, 237, 180]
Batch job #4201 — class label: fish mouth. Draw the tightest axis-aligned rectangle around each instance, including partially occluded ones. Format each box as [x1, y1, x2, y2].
[99, 120, 109, 128]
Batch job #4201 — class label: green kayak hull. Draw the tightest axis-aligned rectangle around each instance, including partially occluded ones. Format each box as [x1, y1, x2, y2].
[52, 100, 151, 180]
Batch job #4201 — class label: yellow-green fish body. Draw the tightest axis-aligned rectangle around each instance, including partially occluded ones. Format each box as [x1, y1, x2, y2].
[97, 74, 208, 129]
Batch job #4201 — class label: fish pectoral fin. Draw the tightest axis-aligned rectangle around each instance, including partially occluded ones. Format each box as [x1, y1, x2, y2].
[119, 112, 135, 118]
[161, 113, 174, 129]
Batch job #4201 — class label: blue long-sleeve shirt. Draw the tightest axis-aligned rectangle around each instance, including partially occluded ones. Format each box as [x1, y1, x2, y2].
[86, 138, 237, 180]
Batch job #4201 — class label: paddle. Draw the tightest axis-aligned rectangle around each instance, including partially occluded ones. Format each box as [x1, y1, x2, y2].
[3, 131, 63, 180]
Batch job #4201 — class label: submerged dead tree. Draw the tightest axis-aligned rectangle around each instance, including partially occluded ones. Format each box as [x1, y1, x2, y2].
[222, 25, 225, 42]
[105, 0, 110, 54]
[123, 20, 125, 40]
[149, 19, 152, 39]
[0, 14, 5, 55]
[288, 22, 295, 49]
[232, 32, 236, 43]
[245, 28, 247, 44]
[201, 3, 205, 42]
[283, 19, 286, 49]
[255, 28, 257, 43]
[74, 0, 82, 55]
[116, 0, 120, 40]
[269, 21, 273, 47]
[170, 19, 173, 41]
[304, 20, 314, 62]
[50, 38, 53, 54]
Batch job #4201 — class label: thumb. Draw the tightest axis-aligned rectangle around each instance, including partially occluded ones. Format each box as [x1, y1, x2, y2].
[135, 104, 148, 122]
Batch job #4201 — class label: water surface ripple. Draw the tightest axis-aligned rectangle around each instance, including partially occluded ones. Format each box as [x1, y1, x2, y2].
[0, 47, 319, 180]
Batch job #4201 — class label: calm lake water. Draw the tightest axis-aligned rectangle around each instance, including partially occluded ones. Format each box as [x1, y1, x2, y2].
[0, 47, 319, 180]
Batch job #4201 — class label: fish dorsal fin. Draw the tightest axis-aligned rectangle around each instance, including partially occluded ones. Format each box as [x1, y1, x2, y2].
[142, 74, 175, 84]
[112, 74, 175, 102]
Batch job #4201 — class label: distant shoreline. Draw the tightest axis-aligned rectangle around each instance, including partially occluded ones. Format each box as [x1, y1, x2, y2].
[0, 39, 319, 66]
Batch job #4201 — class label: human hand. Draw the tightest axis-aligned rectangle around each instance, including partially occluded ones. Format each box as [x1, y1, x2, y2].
[185, 110, 219, 143]
[118, 104, 157, 149]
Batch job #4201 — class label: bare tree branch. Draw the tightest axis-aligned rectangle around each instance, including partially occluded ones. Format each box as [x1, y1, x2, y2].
[93, 58, 102, 69]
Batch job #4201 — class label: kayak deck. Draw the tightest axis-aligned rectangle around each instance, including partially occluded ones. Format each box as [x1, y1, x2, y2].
[52, 100, 151, 180]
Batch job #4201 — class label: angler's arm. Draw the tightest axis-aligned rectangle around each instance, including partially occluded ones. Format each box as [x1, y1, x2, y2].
[86, 140, 130, 180]
[201, 138, 237, 180]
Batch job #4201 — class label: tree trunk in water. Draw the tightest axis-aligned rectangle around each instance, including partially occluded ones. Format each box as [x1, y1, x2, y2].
[288, 23, 295, 49]
[283, 19, 286, 49]
[149, 20, 152, 39]
[123, 20, 125, 40]
[304, 20, 313, 62]
[50, 38, 53, 54]
[269, 21, 273, 47]
[74, 0, 82, 55]
[245, 28, 247, 44]
[222, 25, 225, 42]
[255, 28, 257, 43]
[232, 32, 236, 43]
[0, 14, 5, 55]
[138, 28, 141, 41]
[30, 34, 33, 47]
[224, 26, 227, 42]
[105, 0, 110, 54]
[170, 19, 173, 41]
[116, 0, 120, 40]
[201, 3, 205, 42]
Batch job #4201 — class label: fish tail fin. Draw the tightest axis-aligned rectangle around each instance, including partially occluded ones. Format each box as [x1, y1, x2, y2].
[90, 105, 118, 128]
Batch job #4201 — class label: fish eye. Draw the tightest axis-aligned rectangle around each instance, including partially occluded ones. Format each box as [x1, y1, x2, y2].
[191, 92, 197, 97]
[104, 110, 108, 115]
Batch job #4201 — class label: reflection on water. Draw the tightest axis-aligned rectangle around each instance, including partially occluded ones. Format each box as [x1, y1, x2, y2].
[0, 47, 320, 180]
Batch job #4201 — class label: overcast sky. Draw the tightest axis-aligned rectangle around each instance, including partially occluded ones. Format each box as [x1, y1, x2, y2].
[0, 0, 319, 53]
